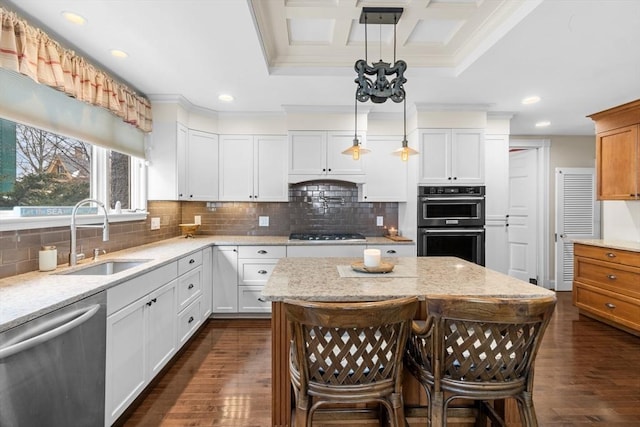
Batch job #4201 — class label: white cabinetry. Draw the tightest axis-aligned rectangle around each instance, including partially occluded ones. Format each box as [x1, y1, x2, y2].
[365, 244, 415, 257]
[484, 134, 510, 274]
[212, 246, 238, 313]
[176, 251, 204, 344]
[360, 136, 408, 202]
[148, 123, 219, 201]
[201, 246, 213, 319]
[219, 135, 288, 201]
[287, 244, 367, 258]
[237, 245, 286, 313]
[419, 129, 484, 184]
[288, 131, 365, 183]
[105, 262, 178, 426]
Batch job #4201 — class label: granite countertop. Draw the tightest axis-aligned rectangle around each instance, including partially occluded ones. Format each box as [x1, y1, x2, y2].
[571, 239, 640, 253]
[261, 256, 555, 302]
[0, 235, 413, 332]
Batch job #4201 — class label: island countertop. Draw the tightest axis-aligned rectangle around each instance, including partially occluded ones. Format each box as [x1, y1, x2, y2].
[261, 256, 555, 302]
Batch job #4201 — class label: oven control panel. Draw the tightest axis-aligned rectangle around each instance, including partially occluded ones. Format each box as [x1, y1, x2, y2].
[419, 186, 485, 196]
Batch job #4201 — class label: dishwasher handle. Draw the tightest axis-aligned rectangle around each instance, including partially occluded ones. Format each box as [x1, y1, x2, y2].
[0, 304, 100, 360]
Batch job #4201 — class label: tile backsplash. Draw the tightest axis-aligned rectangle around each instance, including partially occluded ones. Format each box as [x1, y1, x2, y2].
[1, 181, 398, 278]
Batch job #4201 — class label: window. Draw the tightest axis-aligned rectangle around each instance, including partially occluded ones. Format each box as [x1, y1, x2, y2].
[0, 117, 146, 228]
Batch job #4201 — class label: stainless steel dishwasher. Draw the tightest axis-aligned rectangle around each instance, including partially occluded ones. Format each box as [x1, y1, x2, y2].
[0, 291, 106, 427]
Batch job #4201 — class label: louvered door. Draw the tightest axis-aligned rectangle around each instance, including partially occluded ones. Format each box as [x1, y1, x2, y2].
[555, 168, 600, 291]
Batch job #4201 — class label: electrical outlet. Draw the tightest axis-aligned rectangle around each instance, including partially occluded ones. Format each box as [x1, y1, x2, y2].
[150, 217, 160, 230]
[376, 216, 384, 226]
[259, 216, 269, 227]
[194, 215, 201, 225]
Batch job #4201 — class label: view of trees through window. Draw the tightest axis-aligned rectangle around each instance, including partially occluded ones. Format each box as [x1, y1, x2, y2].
[0, 118, 132, 212]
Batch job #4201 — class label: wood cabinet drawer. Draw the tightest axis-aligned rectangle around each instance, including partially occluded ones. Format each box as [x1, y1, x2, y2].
[574, 244, 640, 267]
[238, 245, 286, 259]
[178, 297, 201, 345]
[177, 266, 202, 311]
[238, 286, 271, 313]
[178, 250, 203, 276]
[239, 260, 277, 285]
[575, 256, 640, 298]
[574, 284, 640, 332]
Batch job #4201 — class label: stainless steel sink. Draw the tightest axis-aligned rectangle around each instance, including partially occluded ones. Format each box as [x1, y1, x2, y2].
[59, 259, 151, 276]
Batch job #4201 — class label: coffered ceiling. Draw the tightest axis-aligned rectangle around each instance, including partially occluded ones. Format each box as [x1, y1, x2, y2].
[2, 0, 640, 136]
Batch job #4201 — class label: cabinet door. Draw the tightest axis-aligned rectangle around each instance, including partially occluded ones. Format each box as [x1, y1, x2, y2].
[289, 131, 327, 175]
[105, 298, 146, 425]
[147, 122, 185, 200]
[327, 131, 365, 175]
[212, 246, 238, 313]
[201, 246, 213, 319]
[219, 135, 254, 201]
[177, 124, 188, 199]
[362, 136, 408, 201]
[147, 280, 177, 378]
[596, 125, 639, 200]
[419, 129, 451, 183]
[451, 129, 484, 183]
[255, 135, 288, 201]
[186, 130, 219, 200]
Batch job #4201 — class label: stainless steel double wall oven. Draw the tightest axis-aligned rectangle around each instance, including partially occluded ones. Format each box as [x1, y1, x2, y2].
[417, 186, 486, 266]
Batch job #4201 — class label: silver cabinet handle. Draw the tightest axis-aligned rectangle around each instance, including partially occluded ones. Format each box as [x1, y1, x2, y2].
[0, 304, 99, 360]
[605, 303, 616, 309]
[607, 274, 617, 280]
[188, 283, 194, 289]
[258, 250, 267, 254]
[606, 252, 616, 258]
[258, 270, 268, 274]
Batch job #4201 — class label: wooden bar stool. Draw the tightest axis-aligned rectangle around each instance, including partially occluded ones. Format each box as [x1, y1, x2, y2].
[405, 295, 556, 427]
[283, 297, 419, 427]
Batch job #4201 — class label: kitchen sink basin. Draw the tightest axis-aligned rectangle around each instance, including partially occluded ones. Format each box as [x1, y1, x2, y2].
[60, 259, 151, 276]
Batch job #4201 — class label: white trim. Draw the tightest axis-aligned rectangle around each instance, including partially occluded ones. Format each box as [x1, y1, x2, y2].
[0, 212, 148, 232]
[510, 138, 551, 288]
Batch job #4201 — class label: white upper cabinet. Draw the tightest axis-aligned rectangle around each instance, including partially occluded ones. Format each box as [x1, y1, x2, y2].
[419, 129, 484, 184]
[288, 131, 365, 183]
[360, 136, 408, 202]
[148, 124, 219, 201]
[219, 135, 288, 201]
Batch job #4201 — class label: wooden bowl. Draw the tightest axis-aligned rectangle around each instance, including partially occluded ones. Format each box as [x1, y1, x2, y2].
[179, 223, 200, 238]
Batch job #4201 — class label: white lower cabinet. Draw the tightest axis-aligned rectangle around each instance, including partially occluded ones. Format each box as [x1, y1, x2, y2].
[212, 246, 239, 313]
[105, 264, 178, 426]
[365, 244, 415, 257]
[286, 244, 366, 257]
[237, 245, 286, 313]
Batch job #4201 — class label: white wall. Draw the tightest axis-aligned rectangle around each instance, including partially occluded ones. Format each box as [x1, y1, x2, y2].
[603, 201, 640, 242]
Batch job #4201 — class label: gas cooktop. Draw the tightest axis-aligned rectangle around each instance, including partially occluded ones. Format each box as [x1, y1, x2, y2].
[288, 232, 366, 242]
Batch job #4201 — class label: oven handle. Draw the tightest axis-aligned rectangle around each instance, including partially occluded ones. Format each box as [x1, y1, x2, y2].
[421, 196, 485, 201]
[421, 228, 485, 233]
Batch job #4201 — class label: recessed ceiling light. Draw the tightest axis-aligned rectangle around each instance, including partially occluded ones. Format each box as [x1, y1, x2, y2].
[522, 96, 541, 105]
[218, 94, 234, 102]
[61, 11, 86, 25]
[535, 120, 551, 127]
[110, 50, 128, 58]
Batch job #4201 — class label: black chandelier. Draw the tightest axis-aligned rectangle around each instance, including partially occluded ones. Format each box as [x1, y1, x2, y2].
[343, 7, 417, 161]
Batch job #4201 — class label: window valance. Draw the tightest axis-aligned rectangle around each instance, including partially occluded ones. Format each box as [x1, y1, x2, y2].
[0, 7, 152, 133]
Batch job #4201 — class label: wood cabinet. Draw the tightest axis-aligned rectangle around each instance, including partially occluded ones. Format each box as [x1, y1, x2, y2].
[360, 135, 408, 202]
[219, 135, 288, 201]
[105, 262, 178, 425]
[418, 129, 484, 184]
[288, 131, 365, 183]
[573, 243, 640, 335]
[148, 123, 219, 201]
[588, 99, 640, 200]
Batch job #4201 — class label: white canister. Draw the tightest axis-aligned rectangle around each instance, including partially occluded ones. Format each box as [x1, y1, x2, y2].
[39, 246, 57, 271]
[363, 248, 381, 267]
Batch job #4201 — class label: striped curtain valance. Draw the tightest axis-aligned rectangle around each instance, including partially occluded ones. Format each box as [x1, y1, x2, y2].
[0, 7, 152, 133]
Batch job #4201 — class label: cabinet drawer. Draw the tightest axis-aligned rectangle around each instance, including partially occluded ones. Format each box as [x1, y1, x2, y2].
[575, 257, 640, 298]
[287, 244, 366, 258]
[107, 262, 178, 315]
[574, 244, 640, 267]
[178, 250, 203, 275]
[366, 244, 415, 257]
[238, 286, 271, 313]
[238, 245, 286, 259]
[178, 298, 202, 345]
[239, 260, 277, 285]
[574, 284, 640, 331]
[177, 266, 202, 311]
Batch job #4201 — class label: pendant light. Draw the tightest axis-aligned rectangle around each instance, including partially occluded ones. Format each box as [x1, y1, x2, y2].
[393, 97, 418, 161]
[342, 94, 371, 160]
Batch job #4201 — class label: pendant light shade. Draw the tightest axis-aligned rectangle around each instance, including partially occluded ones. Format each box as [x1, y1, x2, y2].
[392, 98, 418, 161]
[343, 91, 370, 159]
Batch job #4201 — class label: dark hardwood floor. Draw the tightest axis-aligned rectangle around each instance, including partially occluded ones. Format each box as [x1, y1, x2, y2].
[120, 292, 640, 426]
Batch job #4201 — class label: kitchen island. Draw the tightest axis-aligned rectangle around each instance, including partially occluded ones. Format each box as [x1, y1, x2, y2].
[261, 256, 556, 427]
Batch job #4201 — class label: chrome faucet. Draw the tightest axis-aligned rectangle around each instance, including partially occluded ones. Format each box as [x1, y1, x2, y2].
[69, 199, 109, 266]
